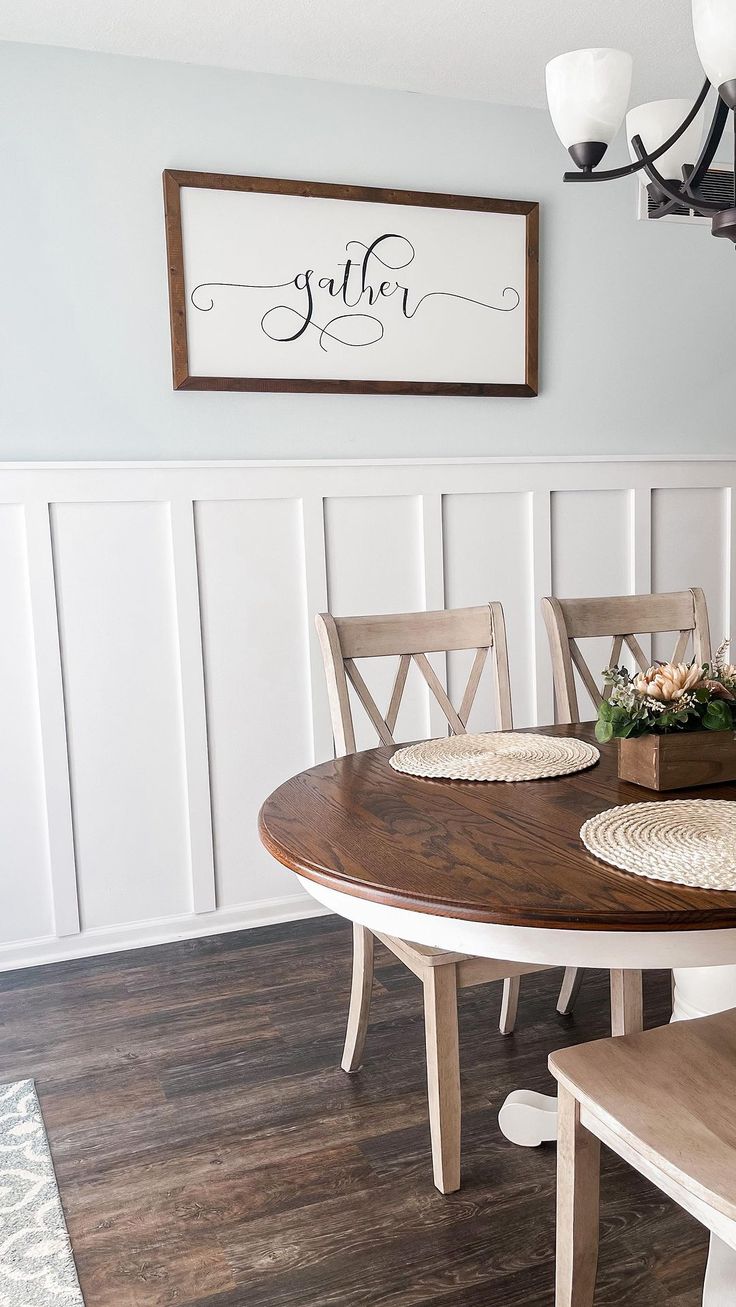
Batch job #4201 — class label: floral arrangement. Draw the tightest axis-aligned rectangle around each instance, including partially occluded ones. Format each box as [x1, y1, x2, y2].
[595, 640, 736, 742]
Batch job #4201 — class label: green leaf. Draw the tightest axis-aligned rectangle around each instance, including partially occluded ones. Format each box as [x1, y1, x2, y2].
[703, 700, 732, 731]
[595, 719, 614, 743]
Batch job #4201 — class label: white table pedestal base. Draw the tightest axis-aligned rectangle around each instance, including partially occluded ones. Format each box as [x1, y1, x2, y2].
[497, 1089, 559, 1146]
[703, 1233, 736, 1306]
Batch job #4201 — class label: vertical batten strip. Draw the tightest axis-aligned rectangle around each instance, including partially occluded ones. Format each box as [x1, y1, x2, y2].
[631, 487, 652, 596]
[301, 496, 334, 764]
[421, 494, 448, 739]
[24, 501, 80, 938]
[632, 486, 653, 664]
[170, 499, 216, 915]
[531, 490, 554, 724]
[724, 486, 734, 653]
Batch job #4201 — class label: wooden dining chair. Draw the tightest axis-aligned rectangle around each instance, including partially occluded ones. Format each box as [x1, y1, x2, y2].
[541, 587, 712, 1018]
[315, 602, 577, 1194]
[549, 1010, 736, 1307]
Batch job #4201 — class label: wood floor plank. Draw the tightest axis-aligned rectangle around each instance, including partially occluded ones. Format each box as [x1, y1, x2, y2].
[0, 919, 704, 1306]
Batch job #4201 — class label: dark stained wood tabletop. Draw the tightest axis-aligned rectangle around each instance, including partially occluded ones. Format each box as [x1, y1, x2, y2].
[259, 723, 736, 933]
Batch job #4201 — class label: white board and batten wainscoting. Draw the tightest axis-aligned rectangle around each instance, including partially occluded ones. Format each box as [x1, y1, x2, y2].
[1, 457, 734, 972]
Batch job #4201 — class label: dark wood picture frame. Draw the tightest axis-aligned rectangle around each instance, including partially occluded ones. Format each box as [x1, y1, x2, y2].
[163, 170, 539, 396]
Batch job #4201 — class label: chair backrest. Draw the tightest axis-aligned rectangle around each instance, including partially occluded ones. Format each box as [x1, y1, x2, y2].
[541, 588, 712, 724]
[315, 604, 512, 756]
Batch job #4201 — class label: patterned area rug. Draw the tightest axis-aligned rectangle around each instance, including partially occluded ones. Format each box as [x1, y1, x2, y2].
[0, 1080, 83, 1305]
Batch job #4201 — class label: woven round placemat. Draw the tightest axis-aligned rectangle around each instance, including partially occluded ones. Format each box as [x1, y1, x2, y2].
[580, 800, 736, 891]
[389, 732, 599, 783]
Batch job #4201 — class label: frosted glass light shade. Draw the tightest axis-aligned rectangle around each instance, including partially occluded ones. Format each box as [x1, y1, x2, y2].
[693, 0, 736, 95]
[546, 48, 633, 156]
[626, 99, 704, 184]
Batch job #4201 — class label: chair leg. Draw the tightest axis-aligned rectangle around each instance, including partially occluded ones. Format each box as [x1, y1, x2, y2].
[499, 975, 521, 1035]
[341, 924, 374, 1073]
[557, 967, 584, 1016]
[609, 969, 643, 1037]
[556, 1086, 600, 1307]
[423, 962, 461, 1194]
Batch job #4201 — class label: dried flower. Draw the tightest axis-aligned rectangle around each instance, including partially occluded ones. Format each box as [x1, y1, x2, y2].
[634, 662, 704, 702]
[714, 638, 731, 673]
[598, 646, 736, 742]
[703, 679, 736, 701]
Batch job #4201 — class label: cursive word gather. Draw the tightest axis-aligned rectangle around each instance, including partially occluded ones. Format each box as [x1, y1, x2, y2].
[190, 233, 520, 351]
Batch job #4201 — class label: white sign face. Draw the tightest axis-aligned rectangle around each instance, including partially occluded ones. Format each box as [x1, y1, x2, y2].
[165, 174, 538, 395]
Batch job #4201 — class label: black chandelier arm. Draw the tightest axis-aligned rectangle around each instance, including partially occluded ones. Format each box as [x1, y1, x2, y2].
[630, 134, 723, 215]
[648, 184, 711, 219]
[650, 98, 730, 219]
[680, 95, 729, 198]
[646, 186, 709, 220]
[647, 189, 694, 220]
[563, 78, 712, 184]
[648, 197, 687, 219]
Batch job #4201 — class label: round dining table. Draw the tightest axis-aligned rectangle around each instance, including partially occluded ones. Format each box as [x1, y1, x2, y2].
[259, 721, 736, 1301]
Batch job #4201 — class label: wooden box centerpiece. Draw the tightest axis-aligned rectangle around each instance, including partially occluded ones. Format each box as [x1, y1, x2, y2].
[617, 729, 736, 791]
[596, 650, 736, 792]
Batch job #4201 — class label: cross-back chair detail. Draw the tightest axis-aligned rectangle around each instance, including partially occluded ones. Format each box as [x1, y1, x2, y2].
[315, 603, 513, 754]
[541, 587, 712, 1031]
[542, 588, 712, 725]
[314, 601, 565, 1195]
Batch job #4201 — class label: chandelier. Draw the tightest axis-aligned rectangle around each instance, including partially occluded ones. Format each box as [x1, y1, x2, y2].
[545, 0, 736, 242]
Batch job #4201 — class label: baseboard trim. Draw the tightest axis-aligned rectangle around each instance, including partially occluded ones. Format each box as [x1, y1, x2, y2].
[0, 893, 330, 973]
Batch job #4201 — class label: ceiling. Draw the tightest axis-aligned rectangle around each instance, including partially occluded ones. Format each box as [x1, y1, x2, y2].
[0, 0, 705, 109]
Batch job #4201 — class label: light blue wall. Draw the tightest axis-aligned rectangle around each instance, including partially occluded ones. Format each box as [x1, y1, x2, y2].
[1, 40, 731, 461]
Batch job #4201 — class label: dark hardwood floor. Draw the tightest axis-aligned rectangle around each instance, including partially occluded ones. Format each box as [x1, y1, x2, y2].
[0, 917, 707, 1306]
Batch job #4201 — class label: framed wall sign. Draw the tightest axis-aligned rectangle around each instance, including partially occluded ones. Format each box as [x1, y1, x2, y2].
[163, 171, 539, 396]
